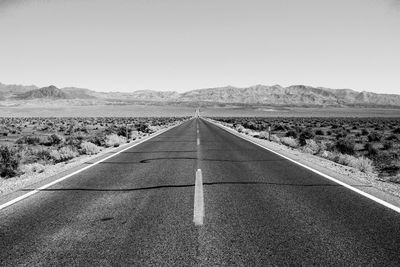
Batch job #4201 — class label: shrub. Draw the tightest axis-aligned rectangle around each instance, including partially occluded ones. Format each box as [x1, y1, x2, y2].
[299, 128, 315, 146]
[117, 126, 132, 138]
[347, 156, 374, 173]
[301, 139, 320, 154]
[386, 134, 398, 141]
[50, 146, 79, 163]
[383, 141, 393, 150]
[393, 128, 400, 134]
[34, 147, 52, 162]
[325, 152, 373, 173]
[368, 131, 382, 142]
[280, 137, 298, 148]
[87, 133, 106, 147]
[365, 143, 379, 156]
[270, 134, 281, 143]
[335, 138, 355, 155]
[49, 134, 64, 145]
[0, 145, 20, 178]
[105, 134, 126, 147]
[80, 141, 101, 155]
[236, 125, 245, 133]
[361, 129, 369, 136]
[258, 131, 269, 139]
[285, 130, 298, 139]
[16, 135, 40, 145]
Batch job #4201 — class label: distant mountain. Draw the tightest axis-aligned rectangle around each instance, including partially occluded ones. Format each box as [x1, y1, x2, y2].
[1, 82, 400, 108]
[177, 85, 400, 107]
[0, 82, 38, 100]
[14, 85, 95, 100]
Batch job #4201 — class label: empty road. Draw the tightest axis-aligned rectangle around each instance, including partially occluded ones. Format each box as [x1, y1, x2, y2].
[1, 118, 400, 266]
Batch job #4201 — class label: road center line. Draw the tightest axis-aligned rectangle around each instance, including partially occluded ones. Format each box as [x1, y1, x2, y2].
[193, 169, 204, 226]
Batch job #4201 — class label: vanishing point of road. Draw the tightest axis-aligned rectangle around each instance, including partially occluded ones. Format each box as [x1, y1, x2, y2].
[1, 118, 400, 265]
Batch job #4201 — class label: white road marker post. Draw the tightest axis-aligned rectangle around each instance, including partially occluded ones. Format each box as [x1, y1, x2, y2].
[193, 169, 204, 226]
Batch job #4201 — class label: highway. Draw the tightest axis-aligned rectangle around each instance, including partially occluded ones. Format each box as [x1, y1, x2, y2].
[1, 118, 400, 266]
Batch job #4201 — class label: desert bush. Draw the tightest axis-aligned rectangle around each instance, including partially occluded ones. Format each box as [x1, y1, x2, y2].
[382, 141, 393, 150]
[361, 129, 369, 135]
[299, 128, 315, 146]
[33, 147, 52, 162]
[315, 129, 324, 136]
[365, 143, 379, 156]
[50, 146, 79, 163]
[105, 134, 126, 147]
[16, 135, 40, 145]
[393, 128, 400, 134]
[368, 131, 382, 142]
[280, 137, 298, 148]
[258, 131, 269, 139]
[0, 145, 20, 178]
[49, 134, 64, 145]
[386, 134, 398, 141]
[301, 139, 320, 154]
[335, 138, 355, 155]
[270, 134, 281, 143]
[117, 126, 132, 138]
[285, 130, 298, 139]
[135, 122, 150, 133]
[80, 141, 101, 155]
[87, 133, 106, 147]
[347, 156, 374, 173]
[325, 152, 373, 173]
[236, 125, 245, 133]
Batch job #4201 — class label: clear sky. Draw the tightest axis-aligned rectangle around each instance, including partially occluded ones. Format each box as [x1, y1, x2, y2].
[0, 0, 399, 94]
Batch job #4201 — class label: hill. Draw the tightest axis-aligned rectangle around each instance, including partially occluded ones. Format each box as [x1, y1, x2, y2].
[1, 82, 400, 108]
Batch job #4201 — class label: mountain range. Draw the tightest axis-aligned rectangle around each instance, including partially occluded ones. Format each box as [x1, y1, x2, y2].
[1, 82, 400, 108]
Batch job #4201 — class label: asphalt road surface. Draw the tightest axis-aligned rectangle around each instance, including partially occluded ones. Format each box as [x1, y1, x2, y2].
[1, 118, 400, 266]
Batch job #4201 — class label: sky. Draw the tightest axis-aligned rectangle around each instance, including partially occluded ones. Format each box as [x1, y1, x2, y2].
[0, 0, 399, 94]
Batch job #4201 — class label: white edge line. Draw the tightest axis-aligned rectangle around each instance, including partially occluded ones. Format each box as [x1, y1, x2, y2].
[0, 120, 190, 211]
[193, 168, 204, 225]
[205, 118, 400, 214]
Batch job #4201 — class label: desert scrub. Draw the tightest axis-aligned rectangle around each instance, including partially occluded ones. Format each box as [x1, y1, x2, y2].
[280, 137, 298, 148]
[50, 146, 79, 163]
[105, 134, 126, 147]
[335, 138, 355, 155]
[321, 151, 374, 173]
[80, 141, 101, 155]
[0, 145, 20, 178]
[300, 139, 320, 155]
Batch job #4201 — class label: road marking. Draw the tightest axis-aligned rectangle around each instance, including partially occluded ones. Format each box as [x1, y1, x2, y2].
[206, 118, 400, 214]
[193, 169, 204, 226]
[0, 121, 189, 211]
[197, 137, 200, 145]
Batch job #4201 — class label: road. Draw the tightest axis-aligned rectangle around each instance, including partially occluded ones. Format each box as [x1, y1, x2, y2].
[1, 118, 400, 266]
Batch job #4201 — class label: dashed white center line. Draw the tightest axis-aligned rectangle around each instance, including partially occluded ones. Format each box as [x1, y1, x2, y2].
[193, 169, 204, 226]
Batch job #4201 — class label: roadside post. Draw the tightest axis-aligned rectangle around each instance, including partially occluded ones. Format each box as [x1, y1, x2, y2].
[268, 126, 271, 141]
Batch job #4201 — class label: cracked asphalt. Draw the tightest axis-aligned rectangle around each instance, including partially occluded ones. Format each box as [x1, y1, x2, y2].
[1, 118, 400, 266]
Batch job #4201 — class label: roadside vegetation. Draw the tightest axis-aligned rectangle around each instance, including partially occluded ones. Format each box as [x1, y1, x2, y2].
[212, 117, 400, 182]
[0, 117, 188, 179]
